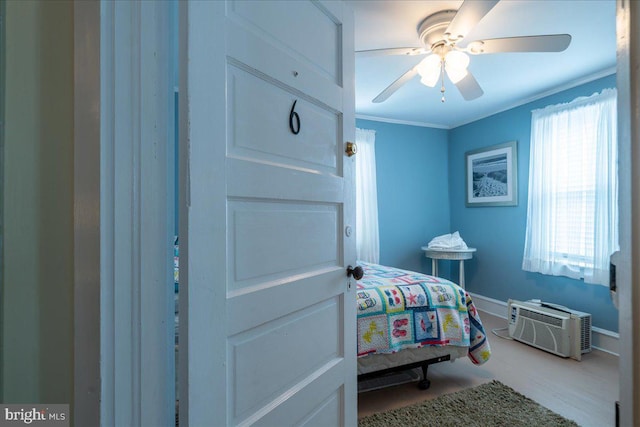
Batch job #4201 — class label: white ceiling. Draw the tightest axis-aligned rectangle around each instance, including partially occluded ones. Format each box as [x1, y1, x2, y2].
[348, 0, 617, 129]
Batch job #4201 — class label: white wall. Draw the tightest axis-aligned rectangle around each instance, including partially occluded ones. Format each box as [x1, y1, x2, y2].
[2, 0, 74, 404]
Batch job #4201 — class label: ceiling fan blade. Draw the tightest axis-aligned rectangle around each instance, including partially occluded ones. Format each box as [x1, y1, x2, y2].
[469, 34, 572, 54]
[455, 71, 484, 101]
[356, 47, 428, 58]
[372, 67, 419, 103]
[445, 0, 499, 41]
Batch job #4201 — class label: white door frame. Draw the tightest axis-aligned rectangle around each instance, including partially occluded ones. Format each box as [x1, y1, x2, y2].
[73, 1, 176, 425]
[616, 1, 640, 425]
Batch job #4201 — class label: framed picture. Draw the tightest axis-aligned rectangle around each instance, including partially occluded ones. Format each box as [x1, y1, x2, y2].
[465, 141, 518, 207]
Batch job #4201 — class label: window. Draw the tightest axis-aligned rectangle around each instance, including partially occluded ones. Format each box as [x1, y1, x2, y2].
[355, 128, 379, 263]
[522, 88, 618, 286]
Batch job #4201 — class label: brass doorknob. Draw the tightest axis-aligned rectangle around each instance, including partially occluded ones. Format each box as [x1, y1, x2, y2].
[345, 142, 357, 157]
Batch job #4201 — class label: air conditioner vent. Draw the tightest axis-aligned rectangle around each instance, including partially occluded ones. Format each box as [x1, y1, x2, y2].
[518, 308, 563, 327]
[580, 315, 591, 352]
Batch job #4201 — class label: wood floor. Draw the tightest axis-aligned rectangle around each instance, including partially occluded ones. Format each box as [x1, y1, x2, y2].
[358, 311, 619, 427]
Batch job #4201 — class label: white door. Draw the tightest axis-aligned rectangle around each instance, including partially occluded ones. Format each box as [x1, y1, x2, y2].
[179, 1, 356, 425]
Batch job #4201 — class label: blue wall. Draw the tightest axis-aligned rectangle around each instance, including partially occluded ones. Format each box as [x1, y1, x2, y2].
[356, 119, 452, 276]
[360, 75, 619, 332]
[448, 74, 618, 332]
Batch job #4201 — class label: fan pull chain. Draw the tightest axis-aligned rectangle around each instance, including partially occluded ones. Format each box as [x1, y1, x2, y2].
[440, 61, 446, 102]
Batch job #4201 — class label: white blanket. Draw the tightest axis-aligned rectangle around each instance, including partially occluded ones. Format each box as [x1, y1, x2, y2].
[427, 231, 468, 250]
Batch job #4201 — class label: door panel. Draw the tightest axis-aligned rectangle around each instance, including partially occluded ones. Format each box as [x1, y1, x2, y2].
[228, 0, 340, 83]
[227, 65, 340, 174]
[226, 20, 342, 111]
[227, 269, 345, 337]
[257, 383, 343, 427]
[229, 201, 339, 289]
[181, 1, 355, 425]
[246, 371, 345, 427]
[229, 297, 341, 424]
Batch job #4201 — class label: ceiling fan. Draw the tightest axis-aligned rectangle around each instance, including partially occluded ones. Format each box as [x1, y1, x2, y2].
[358, 0, 572, 103]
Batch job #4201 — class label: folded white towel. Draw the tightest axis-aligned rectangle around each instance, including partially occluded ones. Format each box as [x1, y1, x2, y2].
[427, 231, 468, 250]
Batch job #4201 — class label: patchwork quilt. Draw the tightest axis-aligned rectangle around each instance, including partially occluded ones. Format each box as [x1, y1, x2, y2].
[356, 262, 491, 365]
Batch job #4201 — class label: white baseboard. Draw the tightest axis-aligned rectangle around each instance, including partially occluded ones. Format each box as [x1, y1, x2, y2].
[468, 292, 619, 357]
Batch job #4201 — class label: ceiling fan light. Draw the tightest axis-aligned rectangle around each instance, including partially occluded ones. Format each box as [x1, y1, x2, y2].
[420, 74, 439, 88]
[444, 50, 470, 84]
[445, 64, 468, 84]
[416, 54, 441, 87]
[445, 50, 470, 71]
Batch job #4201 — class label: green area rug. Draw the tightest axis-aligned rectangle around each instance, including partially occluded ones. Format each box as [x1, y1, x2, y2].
[358, 380, 578, 427]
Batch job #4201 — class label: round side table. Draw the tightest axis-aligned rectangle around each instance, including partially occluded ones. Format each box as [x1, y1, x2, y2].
[420, 247, 477, 289]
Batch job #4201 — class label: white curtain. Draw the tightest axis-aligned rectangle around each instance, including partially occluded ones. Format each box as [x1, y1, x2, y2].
[355, 128, 380, 263]
[522, 88, 618, 285]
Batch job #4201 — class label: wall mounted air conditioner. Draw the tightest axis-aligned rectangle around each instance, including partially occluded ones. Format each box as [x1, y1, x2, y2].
[507, 299, 592, 361]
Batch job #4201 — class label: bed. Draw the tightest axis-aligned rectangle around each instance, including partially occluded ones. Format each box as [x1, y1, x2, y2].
[356, 262, 491, 390]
